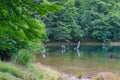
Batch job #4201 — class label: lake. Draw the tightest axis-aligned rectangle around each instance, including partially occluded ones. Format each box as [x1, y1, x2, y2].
[36, 45, 120, 77]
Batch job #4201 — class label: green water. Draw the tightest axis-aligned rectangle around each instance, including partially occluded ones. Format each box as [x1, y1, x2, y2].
[37, 45, 120, 76]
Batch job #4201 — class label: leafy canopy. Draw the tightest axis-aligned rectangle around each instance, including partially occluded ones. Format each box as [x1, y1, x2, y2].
[0, 0, 62, 51]
[44, 0, 120, 42]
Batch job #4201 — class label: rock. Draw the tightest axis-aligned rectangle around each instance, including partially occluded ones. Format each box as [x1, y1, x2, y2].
[80, 77, 91, 80]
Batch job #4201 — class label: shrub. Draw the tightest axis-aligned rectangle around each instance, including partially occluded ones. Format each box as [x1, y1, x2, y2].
[16, 49, 34, 66]
[26, 41, 44, 54]
[94, 76, 104, 80]
[76, 72, 83, 79]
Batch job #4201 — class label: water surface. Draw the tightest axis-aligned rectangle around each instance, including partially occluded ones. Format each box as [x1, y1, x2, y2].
[36, 45, 120, 77]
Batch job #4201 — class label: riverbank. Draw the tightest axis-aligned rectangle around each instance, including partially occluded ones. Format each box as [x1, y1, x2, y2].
[0, 61, 91, 80]
[32, 63, 120, 80]
[61, 72, 91, 80]
[34, 62, 93, 80]
[1, 61, 120, 80]
[62, 72, 120, 80]
[45, 42, 120, 46]
[34, 63, 90, 80]
[0, 61, 62, 80]
[34, 62, 92, 80]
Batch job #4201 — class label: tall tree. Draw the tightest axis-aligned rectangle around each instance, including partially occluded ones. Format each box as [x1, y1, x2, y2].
[0, 0, 61, 58]
[43, 0, 120, 42]
[77, 0, 120, 42]
[44, 0, 84, 42]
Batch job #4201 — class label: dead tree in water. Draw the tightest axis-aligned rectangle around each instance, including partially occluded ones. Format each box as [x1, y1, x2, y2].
[61, 44, 66, 53]
[110, 53, 115, 59]
[77, 41, 80, 49]
[74, 41, 80, 50]
[42, 49, 46, 58]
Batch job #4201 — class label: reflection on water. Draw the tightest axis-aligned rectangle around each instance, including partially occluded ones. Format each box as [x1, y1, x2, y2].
[36, 45, 120, 76]
[77, 49, 80, 57]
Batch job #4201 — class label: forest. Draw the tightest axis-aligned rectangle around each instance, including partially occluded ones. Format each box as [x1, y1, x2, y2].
[44, 0, 120, 42]
[0, 0, 120, 80]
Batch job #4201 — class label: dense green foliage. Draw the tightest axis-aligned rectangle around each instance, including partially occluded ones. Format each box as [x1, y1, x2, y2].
[0, 0, 120, 62]
[0, 0, 61, 60]
[15, 49, 34, 65]
[44, 0, 120, 42]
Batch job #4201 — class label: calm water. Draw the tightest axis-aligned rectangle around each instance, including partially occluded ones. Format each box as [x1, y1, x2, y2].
[36, 45, 120, 77]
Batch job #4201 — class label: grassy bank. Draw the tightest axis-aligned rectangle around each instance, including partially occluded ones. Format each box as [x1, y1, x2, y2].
[0, 61, 62, 80]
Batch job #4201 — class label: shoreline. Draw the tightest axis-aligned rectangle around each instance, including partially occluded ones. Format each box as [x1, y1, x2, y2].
[35, 62, 92, 80]
[34, 62, 120, 80]
[45, 42, 120, 46]
[61, 72, 92, 80]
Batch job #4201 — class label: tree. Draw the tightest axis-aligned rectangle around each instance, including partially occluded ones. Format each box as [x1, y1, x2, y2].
[43, 0, 120, 42]
[44, 0, 84, 42]
[0, 0, 61, 60]
[78, 0, 120, 42]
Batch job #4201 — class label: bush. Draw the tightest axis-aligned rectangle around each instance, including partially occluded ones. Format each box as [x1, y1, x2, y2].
[16, 49, 34, 65]
[26, 41, 44, 54]
[76, 72, 83, 79]
[94, 76, 104, 80]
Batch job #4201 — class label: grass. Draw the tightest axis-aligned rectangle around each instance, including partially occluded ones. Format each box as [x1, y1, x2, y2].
[32, 63, 62, 80]
[0, 72, 19, 80]
[0, 61, 62, 80]
[15, 49, 34, 66]
[0, 62, 24, 78]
